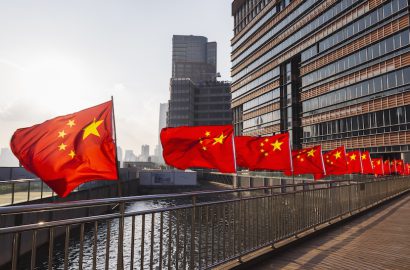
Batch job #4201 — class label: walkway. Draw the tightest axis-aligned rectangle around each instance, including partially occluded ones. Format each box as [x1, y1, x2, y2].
[252, 194, 410, 270]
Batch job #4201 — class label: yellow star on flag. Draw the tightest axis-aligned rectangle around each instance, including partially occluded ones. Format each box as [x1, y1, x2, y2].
[333, 151, 341, 159]
[307, 149, 316, 157]
[83, 119, 104, 140]
[205, 131, 211, 137]
[67, 120, 76, 128]
[350, 154, 356, 160]
[58, 143, 67, 151]
[271, 140, 283, 151]
[202, 146, 207, 151]
[213, 133, 227, 145]
[68, 150, 75, 159]
[362, 154, 366, 160]
[58, 130, 67, 138]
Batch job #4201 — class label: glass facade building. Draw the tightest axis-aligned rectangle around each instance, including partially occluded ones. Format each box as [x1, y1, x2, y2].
[231, 0, 410, 160]
[168, 35, 232, 127]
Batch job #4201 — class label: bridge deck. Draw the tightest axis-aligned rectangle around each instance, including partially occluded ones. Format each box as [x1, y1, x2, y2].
[252, 194, 410, 270]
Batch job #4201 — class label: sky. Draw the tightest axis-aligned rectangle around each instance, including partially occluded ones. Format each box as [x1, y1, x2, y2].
[0, 0, 233, 163]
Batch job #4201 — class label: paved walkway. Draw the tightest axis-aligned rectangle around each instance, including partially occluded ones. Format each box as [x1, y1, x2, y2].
[253, 194, 410, 270]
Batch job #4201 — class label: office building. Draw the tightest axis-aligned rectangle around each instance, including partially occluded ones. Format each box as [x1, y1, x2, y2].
[231, 0, 410, 160]
[140, 145, 150, 162]
[168, 35, 233, 127]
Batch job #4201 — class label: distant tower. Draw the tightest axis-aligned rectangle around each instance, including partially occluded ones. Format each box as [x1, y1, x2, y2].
[156, 103, 168, 164]
[141, 145, 150, 162]
[167, 35, 232, 128]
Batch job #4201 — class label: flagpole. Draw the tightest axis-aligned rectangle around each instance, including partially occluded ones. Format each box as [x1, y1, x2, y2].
[231, 126, 238, 188]
[111, 96, 122, 197]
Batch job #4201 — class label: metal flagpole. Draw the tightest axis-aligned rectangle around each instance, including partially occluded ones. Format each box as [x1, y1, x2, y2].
[111, 96, 125, 270]
[111, 96, 122, 197]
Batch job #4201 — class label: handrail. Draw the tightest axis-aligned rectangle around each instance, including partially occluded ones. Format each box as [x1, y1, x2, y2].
[0, 177, 365, 215]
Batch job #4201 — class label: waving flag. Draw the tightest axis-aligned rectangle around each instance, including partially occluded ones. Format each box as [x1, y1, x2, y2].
[346, 150, 363, 174]
[384, 160, 391, 175]
[284, 145, 325, 179]
[372, 158, 384, 176]
[10, 101, 118, 197]
[361, 151, 374, 174]
[235, 133, 292, 171]
[160, 125, 235, 173]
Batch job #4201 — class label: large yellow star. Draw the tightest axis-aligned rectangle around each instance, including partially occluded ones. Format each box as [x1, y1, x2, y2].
[58, 130, 67, 138]
[333, 151, 342, 159]
[58, 143, 67, 151]
[350, 154, 356, 161]
[83, 119, 104, 140]
[307, 149, 316, 157]
[213, 133, 227, 145]
[67, 120, 76, 128]
[271, 140, 283, 151]
[361, 154, 366, 160]
[68, 150, 75, 159]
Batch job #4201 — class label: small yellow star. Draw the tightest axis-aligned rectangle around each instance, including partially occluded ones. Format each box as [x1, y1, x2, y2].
[377, 160, 381, 165]
[264, 152, 268, 156]
[264, 138, 269, 142]
[199, 139, 203, 144]
[333, 151, 341, 159]
[260, 142, 264, 147]
[83, 118, 104, 140]
[271, 140, 283, 151]
[297, 155, 301, 159]
[202, 146, 207, 151]
[307, 149, 316, 157]
[67, 120, 76, 128]
[68, 150, 75, 159]
[205, 131, 211, 137]
[331, 162, 334, 165]
[300, 158, 304, 162]
[58, 143, 67, 151]
[58, 130, 67, 138]
[350, 154, 356, 160]
[260, 149, 265, 153]
[213, 133, 227, 145]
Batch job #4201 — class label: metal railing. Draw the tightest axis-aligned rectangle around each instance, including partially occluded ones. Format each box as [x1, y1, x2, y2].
[0, 179, 56, 206]
[0, 176, 409, 270]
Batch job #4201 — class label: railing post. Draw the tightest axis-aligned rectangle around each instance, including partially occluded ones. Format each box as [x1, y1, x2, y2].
[41, 181, 44, 199]
[11, 182, 15, 205]
[27, 181, 31, 202]
[117, 202, 125, 270]
[190, 195, 196, 269]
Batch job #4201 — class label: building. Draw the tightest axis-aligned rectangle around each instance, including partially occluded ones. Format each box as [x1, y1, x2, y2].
[124, 150, 138, 162]
[168, 35, 232, 127]
[231, 0, 410, 160]
[140, 145, 150, 161]
[155, 103, 168, 164]
[172, 35, 217, 82]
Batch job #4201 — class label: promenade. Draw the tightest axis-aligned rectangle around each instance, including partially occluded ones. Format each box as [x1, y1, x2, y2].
[251, 194, 410, 270]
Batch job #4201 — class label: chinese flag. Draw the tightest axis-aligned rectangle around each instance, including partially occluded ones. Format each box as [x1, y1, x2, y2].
[10, 101, 118, 197]
[405, 163, 410, 175]
[395, 160, 405, 175]
[346, 150, 362, 174]
[284, 145, 325, 178]
[361, 151, 373, 174]
[384, 160, 391, 175]
[322, 146, 348, 176]
[372, 158, 384, 175]
[160, 125, 235, 173]
[235, 133, 291, 171]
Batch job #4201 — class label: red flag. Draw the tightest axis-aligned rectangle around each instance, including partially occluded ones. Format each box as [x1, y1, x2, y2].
[405, 163, 410, 175]
[10, 101, 118, 197]
[395, 160, 404, 175]
[346, 150, 363, 174]
[322, 146, 348, 176]
[384, 160, 391, 175]
[361, 151, 373, 174]
[372, 158, 384, 176]
[235, 133, 292, 171]
[284, 145, 325, 178]
[160, 125, 235, 173]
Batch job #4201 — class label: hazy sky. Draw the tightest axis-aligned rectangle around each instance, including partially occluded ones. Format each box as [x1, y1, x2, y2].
[0, 0, 233, 159]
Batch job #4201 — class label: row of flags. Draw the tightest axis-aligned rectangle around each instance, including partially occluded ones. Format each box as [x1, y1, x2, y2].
[8, 102, 409, 198]
[161, 125, 410, 179]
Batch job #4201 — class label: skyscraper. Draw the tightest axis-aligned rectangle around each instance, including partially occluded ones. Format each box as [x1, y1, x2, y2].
[167, 35, 232, 127]
[141, 144, 150, 161]
[231, 0, 410, 160]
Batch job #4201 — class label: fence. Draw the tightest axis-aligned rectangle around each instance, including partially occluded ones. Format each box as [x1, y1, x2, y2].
[0, 176, 409, 269]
